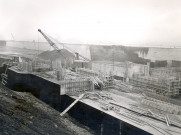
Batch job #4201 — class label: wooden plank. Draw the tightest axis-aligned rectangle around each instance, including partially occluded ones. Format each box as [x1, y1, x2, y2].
[2, 79, 7, 84]
[60, 94, 85, 116]
[166, 115, 170, 125]
[165, 116, 170, 126]
[1, 81, 5, 85]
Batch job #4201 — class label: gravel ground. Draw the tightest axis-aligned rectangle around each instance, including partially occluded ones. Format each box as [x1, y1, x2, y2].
[0, 84, 93, 135]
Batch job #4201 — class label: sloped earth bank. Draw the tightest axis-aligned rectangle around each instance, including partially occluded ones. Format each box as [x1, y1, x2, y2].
[0, 84, 93, 135]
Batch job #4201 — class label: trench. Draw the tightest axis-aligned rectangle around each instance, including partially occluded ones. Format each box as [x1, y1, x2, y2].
[0, 64, 151, 135]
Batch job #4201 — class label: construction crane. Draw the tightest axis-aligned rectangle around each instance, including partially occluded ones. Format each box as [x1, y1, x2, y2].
[38, 29, 60, 51]
[38, 29, 90, 61]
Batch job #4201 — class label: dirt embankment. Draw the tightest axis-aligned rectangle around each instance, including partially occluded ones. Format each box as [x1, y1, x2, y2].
[0, 84, 93, 135]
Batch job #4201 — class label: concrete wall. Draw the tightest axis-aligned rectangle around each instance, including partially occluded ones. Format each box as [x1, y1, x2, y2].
[92, 62, 126, 77]
[92, 61, 149, 79]
[127, 62, 148, 78]
[6, 68, 61, 108]
[4, 66, 150, 135]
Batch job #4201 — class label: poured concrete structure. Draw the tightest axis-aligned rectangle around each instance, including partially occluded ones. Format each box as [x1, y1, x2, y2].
[0, 65, 151, 135]
[1, 65, 180, 135]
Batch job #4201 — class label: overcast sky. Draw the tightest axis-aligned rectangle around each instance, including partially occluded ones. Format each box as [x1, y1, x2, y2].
[0, 0, 181, 46]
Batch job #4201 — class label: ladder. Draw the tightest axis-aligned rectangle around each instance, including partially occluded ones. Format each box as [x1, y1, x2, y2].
[1, 60, 10, 85]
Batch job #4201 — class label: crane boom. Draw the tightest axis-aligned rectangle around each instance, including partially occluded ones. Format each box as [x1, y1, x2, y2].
[38, 29, 60, 51]
[38, 29, 90, 61]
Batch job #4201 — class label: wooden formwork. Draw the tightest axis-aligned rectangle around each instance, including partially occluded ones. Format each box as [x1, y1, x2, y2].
[144, 91, 181, 106]
[141, 98, 181, 115]
[129, 76, 181, 97]
[60, 79, 94, 95]
[150, 67, 181, 80]
[76, 68, 114, 88]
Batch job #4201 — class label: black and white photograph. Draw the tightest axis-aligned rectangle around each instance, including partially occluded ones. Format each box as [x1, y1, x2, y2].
[0, 0, 181, 134]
